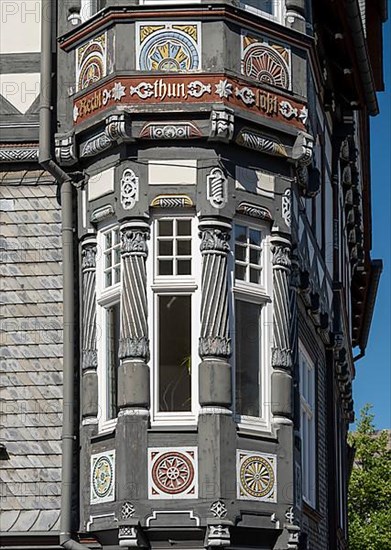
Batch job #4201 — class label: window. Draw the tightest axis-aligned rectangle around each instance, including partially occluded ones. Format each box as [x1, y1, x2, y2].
[232, 221, 272, 431]
[235, 224, 263, 285]
[97, 223, 121, 431]
[299, 344, 316, 507]
[239, 0, 283, 21]
[149, 216, 200, 425]
[242, 0, 273, 14]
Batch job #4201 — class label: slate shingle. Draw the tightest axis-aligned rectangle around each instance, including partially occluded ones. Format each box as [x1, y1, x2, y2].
[0, 174, 63, 532]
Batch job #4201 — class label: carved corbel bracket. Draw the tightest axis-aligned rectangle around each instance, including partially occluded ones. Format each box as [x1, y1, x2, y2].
[105, 112, 133, 142]
[55, 133, 78, 166]
[209, 107, 234, 143]
[118, 522, 149, 548]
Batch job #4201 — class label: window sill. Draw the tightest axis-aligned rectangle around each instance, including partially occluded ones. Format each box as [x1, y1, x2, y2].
[302, 501, 323, 523]
[148, 425, 198, 433]
[236, 421, 275, 440]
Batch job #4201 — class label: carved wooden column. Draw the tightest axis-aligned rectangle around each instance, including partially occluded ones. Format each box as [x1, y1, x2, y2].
[198, 219, 232, 410]
[80, 236, 98, 529]
[285, 0, 306, 32]
[81, 237, 98, 424]
[118, 220, 150, 412]
[271, 232, 293, 424]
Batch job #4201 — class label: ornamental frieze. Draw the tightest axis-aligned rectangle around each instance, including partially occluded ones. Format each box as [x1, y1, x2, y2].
[73, 74, 307, 130]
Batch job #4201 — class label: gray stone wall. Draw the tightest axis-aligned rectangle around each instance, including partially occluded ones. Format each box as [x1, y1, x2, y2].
[0, 169, 63, 533]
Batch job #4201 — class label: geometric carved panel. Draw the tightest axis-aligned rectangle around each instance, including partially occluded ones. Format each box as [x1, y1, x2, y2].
[136, 22, 201, 72]
[237, 450, 277, 502]
[241, 32, 291, 90]
[148, 447, 198, 499]
[76, 32, 107, 92]
[90, 450, 115, 504]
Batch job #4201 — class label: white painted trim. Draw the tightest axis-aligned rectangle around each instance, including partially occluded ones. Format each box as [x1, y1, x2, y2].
[230, 223, 272, 433]
[299, 341, 316, 508]
[145, 509, 200, 527]
[96, 221, 121, 433]
[148, 214, 201, 426]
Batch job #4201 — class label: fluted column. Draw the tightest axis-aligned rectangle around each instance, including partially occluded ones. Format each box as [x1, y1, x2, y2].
[81, 237, 98, 423]
[118, 220, 150, 411]
[271, 232, 293, 423]
[198, 219, 232, 409]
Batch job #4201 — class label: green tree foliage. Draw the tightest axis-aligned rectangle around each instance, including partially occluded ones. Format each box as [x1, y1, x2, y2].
[348, 404, 391, 549]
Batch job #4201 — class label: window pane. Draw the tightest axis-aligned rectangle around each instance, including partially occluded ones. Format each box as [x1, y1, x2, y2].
[158, 259, 173, 276]
[249, 229, 261, 246]
[235, 264, 246, 281]
[159, 240, 173, 256]
[105, 271, 112, 287]
[235, 300, 261, 417]
[177, 259, 191, 275]
[235, 224, 247, 243]
[177, 240, 191, 256]
[250, 248, 261, 265]
[235, 244, 246, 261]
[158, 220, 173, 236]
[243, 0, 273, 14]
[105, 231, 112, 248]
[250, 268, 261, 284]
[177, 219, 191, 236]
[106, 302, 120, 420]
[158, 295, 191, 412]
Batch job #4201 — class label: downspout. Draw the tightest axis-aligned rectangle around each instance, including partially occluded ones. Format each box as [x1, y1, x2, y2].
[39, 2, 87, 549]
[345, 0, 379, 116]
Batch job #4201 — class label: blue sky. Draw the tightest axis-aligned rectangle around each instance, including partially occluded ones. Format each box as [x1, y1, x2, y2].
[352, 16, 391, 430]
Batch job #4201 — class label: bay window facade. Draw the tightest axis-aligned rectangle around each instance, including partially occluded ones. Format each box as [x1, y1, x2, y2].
[96, 215, 273, 430]
[1, 2, 379, 549]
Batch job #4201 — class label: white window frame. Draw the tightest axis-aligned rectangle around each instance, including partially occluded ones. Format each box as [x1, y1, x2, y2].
[96, 221, 121, 433]
[80, 0, 99, 22]
[299, 342, 316, 508]
[230, 219, 273, 433]
[239, 0, 284, 24]
[147, 213, 201, 426]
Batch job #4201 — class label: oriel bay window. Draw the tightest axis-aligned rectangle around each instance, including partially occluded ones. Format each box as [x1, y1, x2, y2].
[97, 224, 121, 431]
[149, 216, 200, 425]
[232, 222, 272, 430]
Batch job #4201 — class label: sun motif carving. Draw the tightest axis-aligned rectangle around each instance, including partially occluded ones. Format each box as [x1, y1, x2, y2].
[243, 44, 290, 89]
[76, 33, 107, 92]
[240, 455, 275, 498]
[152, 452, 194, 495]
[139, 30, 200, 72]
[92, 456, 113, 498]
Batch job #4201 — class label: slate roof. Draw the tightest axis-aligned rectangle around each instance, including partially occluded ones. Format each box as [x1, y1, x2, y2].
[0, 170, 63, 533]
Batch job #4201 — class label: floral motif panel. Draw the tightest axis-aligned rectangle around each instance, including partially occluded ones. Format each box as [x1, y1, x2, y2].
[90, 450, 116, 504]
[136, 23, 201, 72]
[148, 447, 198, 499]
[237, 450, 277, 502]
[76, 32, 107, 92]
[241, 31, 291, 90]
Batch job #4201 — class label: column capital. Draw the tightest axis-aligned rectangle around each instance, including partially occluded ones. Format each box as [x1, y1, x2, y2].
[81, 236, 97, 271]
[199, 219, 232, 256]
[270, 233, 292, 270]
[120, 220, 150, 258]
